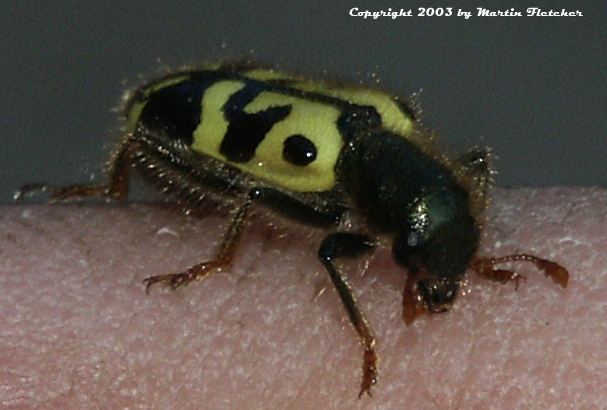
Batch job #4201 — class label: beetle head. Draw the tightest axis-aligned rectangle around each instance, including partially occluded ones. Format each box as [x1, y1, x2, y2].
[392, 188, 480, 313]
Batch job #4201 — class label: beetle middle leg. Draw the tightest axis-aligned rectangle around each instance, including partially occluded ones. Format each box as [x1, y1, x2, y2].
[318, 232, 378, 398]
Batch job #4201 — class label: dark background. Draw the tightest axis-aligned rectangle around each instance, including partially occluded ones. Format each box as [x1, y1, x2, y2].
[2, 1, 605, 203]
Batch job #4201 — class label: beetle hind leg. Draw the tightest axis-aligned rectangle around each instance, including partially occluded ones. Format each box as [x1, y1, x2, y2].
[144, 193, 253, 291]
[15, 135, 139, 203]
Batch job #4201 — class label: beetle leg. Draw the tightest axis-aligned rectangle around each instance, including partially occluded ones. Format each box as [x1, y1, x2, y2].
[16, 129, 249, 211]
[15, 135, 136, 202]
[402, 270, 429, 325]
[470, 254, 569, 289]
[318, 232, 378, 398]
[143, 193, 253, 291]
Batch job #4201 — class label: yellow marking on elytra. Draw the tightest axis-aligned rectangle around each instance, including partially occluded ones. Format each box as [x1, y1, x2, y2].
[246, 68, 415, 138]
[192, 80, 247, 155]
[192, 82, 342, 192]
[315, 87, 415, 138]
[244, 68, 295, 82]
[244, 91, 342, 192]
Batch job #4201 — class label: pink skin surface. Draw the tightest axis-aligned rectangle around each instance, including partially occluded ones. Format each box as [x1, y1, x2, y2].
[1, 187, 605, 409]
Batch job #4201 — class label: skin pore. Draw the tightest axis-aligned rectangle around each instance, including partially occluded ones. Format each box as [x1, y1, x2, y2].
[1, 187, 605, 409]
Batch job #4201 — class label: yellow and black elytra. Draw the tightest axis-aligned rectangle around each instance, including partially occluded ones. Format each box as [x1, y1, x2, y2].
[17, 61, 569, 397]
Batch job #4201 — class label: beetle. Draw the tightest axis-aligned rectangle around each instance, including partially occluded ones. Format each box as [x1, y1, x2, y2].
[17, 61, 569, 397]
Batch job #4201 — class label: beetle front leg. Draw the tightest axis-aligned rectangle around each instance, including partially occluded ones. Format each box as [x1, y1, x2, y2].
[470, 254, 569, 289]
[318, 232, 378, 397]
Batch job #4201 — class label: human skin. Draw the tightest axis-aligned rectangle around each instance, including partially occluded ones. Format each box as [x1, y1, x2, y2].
[1, 187, 605, 409]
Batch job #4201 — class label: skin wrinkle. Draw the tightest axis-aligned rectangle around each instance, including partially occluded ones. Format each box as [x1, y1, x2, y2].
[1, 187, 605, 409]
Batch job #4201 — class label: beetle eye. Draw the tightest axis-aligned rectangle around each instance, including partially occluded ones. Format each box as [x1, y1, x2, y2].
[407, 232, 419, 247]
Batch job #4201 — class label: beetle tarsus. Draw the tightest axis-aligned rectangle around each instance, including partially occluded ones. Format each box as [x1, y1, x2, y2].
[359, 346, 378, 398]
[143, 261, 223, 293]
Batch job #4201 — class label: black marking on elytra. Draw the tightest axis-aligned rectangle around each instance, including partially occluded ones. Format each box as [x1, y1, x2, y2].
[337, 105, 382, 141]
[221, 82, 293, 163]
[263, 79, 347, 108]
[262, 78, 416, 123]
[138, 80, 211, 145]
[283, 134, 317, 166]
